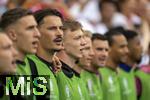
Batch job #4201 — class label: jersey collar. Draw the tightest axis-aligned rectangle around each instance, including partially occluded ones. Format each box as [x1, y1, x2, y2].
[16, 60, 26, 66]
[36, 55, 54, 72]
[119, 63, 132, 72]
[61, 61, 80, 78]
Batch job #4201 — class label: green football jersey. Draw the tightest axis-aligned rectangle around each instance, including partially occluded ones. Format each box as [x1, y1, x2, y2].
[17, 57, 32, 75]
[16, 57, 36, 100]
[118, 67, 137, 100]
[56, 61, 89, 100]
[56, 71, 72, 100]
[99, 67, 121, 100]
[81, 70, 103, 100]
[135, 69, 150, 100]
[27, 55, 59, 100]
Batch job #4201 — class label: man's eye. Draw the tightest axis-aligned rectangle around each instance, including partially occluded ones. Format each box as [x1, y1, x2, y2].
[96, 48, 103, 51]
[59, 26, 63, 30]
[105, 48, 109, 51]
[27, 25, 35, 30]
[4, 45, 11, 50]
[75, 36, 81, 40]
[48, 26, 57, 30]
[85, 47, 90, 50]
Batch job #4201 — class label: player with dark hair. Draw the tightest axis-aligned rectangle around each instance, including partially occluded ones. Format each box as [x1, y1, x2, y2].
[0, 8, 41, 99]
[118, 30, 142, 100]
[27, 8, 64, 100]
[99, 30, 129, 100]
[0, 8, 41, 75]
[91, 33, 109, 68]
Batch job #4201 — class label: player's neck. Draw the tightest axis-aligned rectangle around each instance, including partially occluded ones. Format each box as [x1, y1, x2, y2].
[57, 50, 76, 68]
[14, 44, 25, 61]
[17, 51, 26, 62]
[84, 65, 98, 74]
[37, 46, 53, 63]
[106, 57, 118, 71]
[125, 56, 136, 67]
[73, 64, 83, 74]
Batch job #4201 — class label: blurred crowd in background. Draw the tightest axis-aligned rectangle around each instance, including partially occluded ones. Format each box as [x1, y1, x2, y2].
[0, 0, 149, 66]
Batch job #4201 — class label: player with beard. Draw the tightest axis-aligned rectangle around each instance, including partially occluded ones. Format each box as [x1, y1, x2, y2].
[79, 31, 103, 100]
[135, 42, 150, 100]
[27, 9, 63, 100]
[56, 20, 89, 100]
[118, 30, 143, 100]
[99, 30, 129, 100]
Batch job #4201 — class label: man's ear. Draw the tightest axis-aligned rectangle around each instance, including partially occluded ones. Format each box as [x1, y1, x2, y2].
[7, 29, 17, 42]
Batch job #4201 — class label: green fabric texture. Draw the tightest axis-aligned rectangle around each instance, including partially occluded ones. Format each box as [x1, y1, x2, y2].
[81, 70, 103, 100]
[73, 74, 90, 100]
[118, 68, 137, 100]
[56, 69, 90, 100]
[135, 69, 150, 100]
[16, 57, 36, 100]
[99, 67, 121, 100]
[56, 71, 73, 100]
[27, 55, 59, 100]
[17, 57, 31, 75]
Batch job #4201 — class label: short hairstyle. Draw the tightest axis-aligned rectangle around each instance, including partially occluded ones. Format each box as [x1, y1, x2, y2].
[92, 33, 107, 42]
[118, 0, 128, 7]
[117, 0, 131, 12]
[109, 26, 125, 33]
[98, 0, 117, 11]
[122, 30, 138, 41]
[0, 8, 33, 30]
[105, 30, 123, 46]
[62, 20, 82, 32]
[34, 8, 63, 25]
[83, 30, 92, 38]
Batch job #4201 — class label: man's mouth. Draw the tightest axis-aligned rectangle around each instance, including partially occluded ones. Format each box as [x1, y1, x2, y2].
[32, 40, 39, 47]
[98, 57, 106, 62]
[12, 60, 17, 67]
[54, 37, 63, 42]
